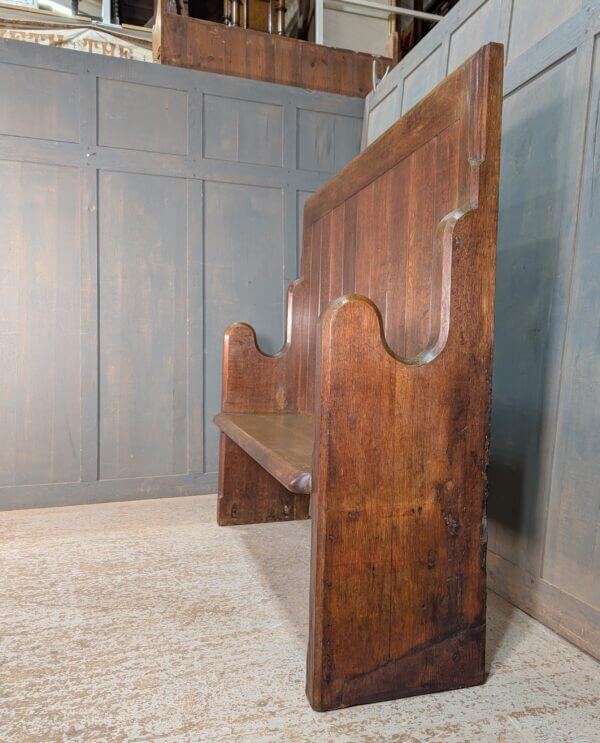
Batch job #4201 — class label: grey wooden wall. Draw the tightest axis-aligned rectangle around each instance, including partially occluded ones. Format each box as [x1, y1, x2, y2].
[0, 38, 363, 510]
[363, 0, 600, 659]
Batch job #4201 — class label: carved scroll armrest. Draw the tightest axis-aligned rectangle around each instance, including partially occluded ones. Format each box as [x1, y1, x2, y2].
[311, 293, 397, 504]
[220, 279, 306, 413]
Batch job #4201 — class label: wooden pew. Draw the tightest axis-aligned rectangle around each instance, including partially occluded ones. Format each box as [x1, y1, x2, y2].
[215, 43, 503, 711]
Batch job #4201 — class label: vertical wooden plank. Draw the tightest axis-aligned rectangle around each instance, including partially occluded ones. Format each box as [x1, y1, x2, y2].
[354, 182, 376, 297]
[0, 162, 82, 486]
[367, 171, 392, 321]
[98, 171, 188, 480]
[296, 191, 314, 277]
[275, 37, 301, 89]
[296, 222, 313, 414]
[304, 219, 323, 410]
[218, 434, 303, 526]
[342, 196, 358, 294]
[188, 178, 205, 474]
[318, 213, 331, 317]
[404, 138, 437, 359]
[308, 297, 397, 711]
[384, 157, 411, 354]
[327, 204, 345, 302]
[80, 62, 99, 483]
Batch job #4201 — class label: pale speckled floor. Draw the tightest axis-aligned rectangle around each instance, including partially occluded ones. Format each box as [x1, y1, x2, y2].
[1, 495, 598, 743]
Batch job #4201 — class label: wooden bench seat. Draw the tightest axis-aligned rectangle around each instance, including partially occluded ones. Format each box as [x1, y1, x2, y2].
[214, 413, 313, 495]
[214, 44, 503, 711]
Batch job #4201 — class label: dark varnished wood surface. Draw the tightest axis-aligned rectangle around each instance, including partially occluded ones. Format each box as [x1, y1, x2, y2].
[216, 43, 503, 710]
[218, 434, 310, 526]
[153, 1, 390, 98]
[215, 413, 313, 494]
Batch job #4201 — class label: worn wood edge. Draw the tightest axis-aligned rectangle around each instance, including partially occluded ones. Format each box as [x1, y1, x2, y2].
[224, 321, 288, 361]
[223, 278, 304, 362]
[488, 551, 600, 660]
[304, 42, 503, 227]
[314, 624, 486, 711]
[214, 414, 312, 494]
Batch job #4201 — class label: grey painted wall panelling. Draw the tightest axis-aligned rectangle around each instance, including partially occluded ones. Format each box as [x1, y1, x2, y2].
[0, 61, 80, 143]
[0, 37, 363, 509]
[542, 33, 600, 611]
[362, 0, 600, 657]
[98, 170, 189, 480]
[203, 181, 286, 471]
[0, 161, 82, 487]
[203, 95, 283, 167]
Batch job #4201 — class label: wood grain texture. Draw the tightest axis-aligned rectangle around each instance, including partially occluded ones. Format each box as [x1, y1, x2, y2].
[217, 434, 310, 525]
[215, 43, 503, 709]
[216, 305, 312, 523]
[215, 413, 313, 494]
[153, 0, 390, 98]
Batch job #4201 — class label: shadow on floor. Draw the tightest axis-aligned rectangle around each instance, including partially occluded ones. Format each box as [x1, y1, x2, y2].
[237, 514, 516, 677]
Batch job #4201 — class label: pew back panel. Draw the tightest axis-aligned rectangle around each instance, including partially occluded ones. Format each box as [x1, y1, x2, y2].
[296, 44, 495, 412]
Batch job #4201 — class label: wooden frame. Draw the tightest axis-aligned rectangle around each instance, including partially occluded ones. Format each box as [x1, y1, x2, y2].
[215, 43, 503, 710]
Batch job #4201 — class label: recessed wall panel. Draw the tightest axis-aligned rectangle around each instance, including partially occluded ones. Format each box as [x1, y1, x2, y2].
[204, 181, 285, 471]
[98, 171, 188, 479]
[508, 0, 580, 63]
[402, 47, 442, 114]
[203, 95, 283, 166]
[447, 0, 502, 73]
[0, 161, 81, 486]
[368, 87, 399, 142]
[542, 40, 600, 609]
[297, 109, 362, 173]
[488, 54, 580, 572]
[0, 62, 79, 143]
[98, 79, 188, 155]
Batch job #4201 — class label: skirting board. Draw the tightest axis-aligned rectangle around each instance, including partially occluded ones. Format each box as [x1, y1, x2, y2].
[488, 551, 599, 660]
[0, 473, 218, 511]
